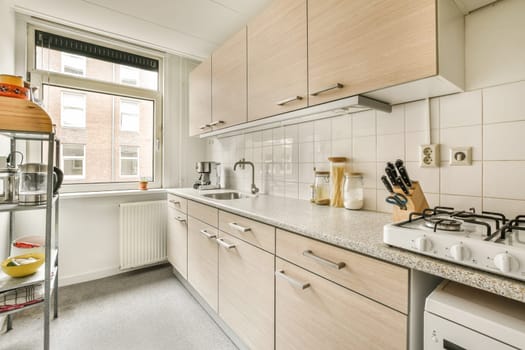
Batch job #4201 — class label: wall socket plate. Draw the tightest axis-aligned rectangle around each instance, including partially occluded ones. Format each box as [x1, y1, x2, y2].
[450, 147, 472, 166]
[419, 144, 440, 168]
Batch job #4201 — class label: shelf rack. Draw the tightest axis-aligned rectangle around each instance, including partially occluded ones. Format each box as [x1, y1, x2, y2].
[0, 95, 58, 350]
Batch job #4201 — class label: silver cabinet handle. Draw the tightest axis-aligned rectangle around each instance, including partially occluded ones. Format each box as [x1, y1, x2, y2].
[310, 83, 344, 96]
[199, 229, 216, 239]
[228, 222, 251, 232]
[216, 237, 236, 249]
[275, 270, 310, 290]
[302, 250, 346, 270]
[199, 124, 211, 130]
[209, 120, 225, 127]
[169, 199, 181, 205]
[174, 216, 186, 223]
[276, 96, 303, 106]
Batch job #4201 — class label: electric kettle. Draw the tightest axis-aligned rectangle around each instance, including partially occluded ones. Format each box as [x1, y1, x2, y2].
[18, 163, 64, 205]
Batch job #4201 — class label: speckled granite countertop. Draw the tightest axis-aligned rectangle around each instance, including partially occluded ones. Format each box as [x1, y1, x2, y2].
[168, 188, 525, 303]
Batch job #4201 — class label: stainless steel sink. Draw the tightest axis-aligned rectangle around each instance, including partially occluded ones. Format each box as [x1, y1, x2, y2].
[201, 192, 249, 200]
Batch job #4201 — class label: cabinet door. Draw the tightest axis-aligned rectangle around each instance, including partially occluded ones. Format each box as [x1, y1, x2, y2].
[218, 233, 274, 350]
[187, 216, 218, 311]
[211, 27, 247, 130]
[247, 0, 307, 121]
[308, 0, 436, 105]
[189, 58, 212, 136]
[275, 258, 407, 350]
[167, 207, 187, 279]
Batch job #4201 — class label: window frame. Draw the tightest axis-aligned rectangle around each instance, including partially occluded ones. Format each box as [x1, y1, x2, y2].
[60, 91, 86, 128]
[27, 22, 164, 193]
[119, 145, 140, 178]
[62, 143, 86, 180]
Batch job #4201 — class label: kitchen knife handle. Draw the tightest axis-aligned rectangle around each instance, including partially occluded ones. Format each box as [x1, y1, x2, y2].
[275, 270, 310, 290]
[386, 162, 396, 171]
[381, 175, 394, 193]
[396, 176, 410, 195]
[385, 167, 398, 185]
[395, 159, 404, 169]
[398, 166, 412, 188]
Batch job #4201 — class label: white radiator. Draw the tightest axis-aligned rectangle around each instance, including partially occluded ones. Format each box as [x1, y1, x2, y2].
[119, 200, 167, 270]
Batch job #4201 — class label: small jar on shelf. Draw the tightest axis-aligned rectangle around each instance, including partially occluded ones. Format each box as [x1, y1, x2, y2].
[343, 172, 364, 210]
[313, 171, 330, 205]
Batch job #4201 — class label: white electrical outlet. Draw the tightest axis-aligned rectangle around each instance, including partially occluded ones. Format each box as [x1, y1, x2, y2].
[450, 147, 472, 166]
[419, 144, 440, 168]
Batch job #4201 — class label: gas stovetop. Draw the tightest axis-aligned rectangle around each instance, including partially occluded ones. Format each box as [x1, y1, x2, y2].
[383, 206, 525, 282]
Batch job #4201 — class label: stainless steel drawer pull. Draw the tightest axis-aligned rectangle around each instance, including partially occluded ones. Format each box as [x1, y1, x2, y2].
[174, 216, 186, 223]
[276, 96, 303, 106]
[216, 238, 236, 249]
[199, 229, 216, 239]
[310, 83, 344, 96]
[169, 199, 181, 205]
[228, 222, 251, 232]
[275, 270, 310, 290]
[302, 250, 346, 270]
[209, 120, 225, 127]
[199, 124, 211, 130]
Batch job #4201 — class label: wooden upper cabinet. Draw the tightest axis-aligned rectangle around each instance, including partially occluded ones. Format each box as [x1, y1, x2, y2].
[211, 27, 247, 130]
[189, 58, 212, 136]
[308, 0, 437, 105]
[247, 0, 307, 121]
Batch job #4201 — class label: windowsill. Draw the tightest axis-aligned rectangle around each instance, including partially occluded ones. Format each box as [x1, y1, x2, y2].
[59, 188, 167, 199]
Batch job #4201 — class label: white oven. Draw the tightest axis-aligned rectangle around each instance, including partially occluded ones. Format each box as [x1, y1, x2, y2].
[424, 281, 525, 350]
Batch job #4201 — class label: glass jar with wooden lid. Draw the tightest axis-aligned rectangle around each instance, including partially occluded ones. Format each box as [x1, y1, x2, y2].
[328, 157, 347, 207]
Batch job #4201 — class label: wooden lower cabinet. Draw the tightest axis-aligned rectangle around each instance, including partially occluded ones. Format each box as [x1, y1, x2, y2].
[275, 258, 407, 350]
[187, 216, 219, 311]
[167, 206, 188, 279]
[218, 232, 274, 350]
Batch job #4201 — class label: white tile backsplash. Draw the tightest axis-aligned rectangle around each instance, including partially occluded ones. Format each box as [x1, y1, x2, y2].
[440, 90, 482, 128]
[206, 80, 525, 218]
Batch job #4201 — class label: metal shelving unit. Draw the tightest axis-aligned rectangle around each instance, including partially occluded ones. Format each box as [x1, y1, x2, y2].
[0, 95, 59, 350]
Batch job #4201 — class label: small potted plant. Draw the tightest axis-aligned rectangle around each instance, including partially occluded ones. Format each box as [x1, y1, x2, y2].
[139, 177, 149, 190]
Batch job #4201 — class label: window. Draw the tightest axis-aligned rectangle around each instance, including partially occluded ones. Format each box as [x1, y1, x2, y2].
[30, 27, 162, 191]
[62, 144, 85, 179]
[120, 99, 139, 132]
[120, 66, 139, 86]
[61, 92, 86, 128]
[120, 146, 139, 177]
[61, 53, 86, 76]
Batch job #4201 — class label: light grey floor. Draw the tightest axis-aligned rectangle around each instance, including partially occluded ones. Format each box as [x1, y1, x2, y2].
[0, 265, 237, 350]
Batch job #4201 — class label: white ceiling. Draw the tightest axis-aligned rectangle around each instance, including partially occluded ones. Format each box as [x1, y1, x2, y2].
[11, 0, 497, 60]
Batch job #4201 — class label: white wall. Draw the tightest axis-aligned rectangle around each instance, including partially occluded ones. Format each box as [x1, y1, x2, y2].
[0, 0, 15, 74]
[206, 0, 525, 218]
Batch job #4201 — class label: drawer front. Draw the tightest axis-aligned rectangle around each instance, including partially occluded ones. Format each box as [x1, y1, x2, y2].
[276, 229, 409, 313]
[188, 200, 218, 227]
[167, 206, 188, 279]
[219, 210, 275, 253]
[218, 232, 274, 350]
[187, 216, 219, 311]
[275, 258, 407, 350]
[167, 193, 187, 213]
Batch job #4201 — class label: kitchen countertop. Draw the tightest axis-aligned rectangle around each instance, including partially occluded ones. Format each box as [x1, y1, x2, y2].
[168, 188, 525, 303]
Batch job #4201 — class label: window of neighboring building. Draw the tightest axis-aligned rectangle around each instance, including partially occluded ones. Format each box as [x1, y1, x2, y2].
[120, 66, 139, 86]
[62, 144, 86, 179]
[61, 53, 86, 76]
[61, 92, 86, 128]
[120, 146, 139, 177]
[120, 99, 140, 132]
[30, 26, 162, 191]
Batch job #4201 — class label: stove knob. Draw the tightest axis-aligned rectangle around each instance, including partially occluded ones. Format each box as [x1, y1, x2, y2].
[493, 253, 518, 273]
[415, 236, 432, 252]
[450, 244, 469, 261]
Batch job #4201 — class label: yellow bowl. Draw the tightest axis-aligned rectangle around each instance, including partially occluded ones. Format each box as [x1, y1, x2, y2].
[1, 253, 45, 278]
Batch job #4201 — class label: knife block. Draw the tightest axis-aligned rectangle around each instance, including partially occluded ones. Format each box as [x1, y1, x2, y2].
[392, 181, 429, 222]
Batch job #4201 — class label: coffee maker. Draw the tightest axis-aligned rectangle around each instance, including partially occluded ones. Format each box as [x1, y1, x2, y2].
[193, 161, 221, 190]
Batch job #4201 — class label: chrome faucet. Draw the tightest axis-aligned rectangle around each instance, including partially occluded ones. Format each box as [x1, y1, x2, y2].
[233, 158, 259, 195]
